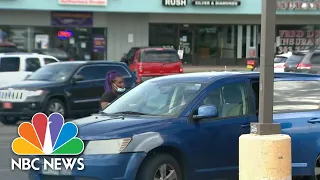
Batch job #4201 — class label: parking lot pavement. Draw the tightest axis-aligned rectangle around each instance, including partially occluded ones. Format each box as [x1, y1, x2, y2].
[0, 122, 27, 179]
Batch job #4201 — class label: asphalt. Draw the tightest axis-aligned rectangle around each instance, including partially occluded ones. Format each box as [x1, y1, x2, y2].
[0, 122, 27, 179]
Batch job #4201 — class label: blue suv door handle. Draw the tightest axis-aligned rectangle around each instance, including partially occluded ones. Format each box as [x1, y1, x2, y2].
[307, 118, 320, 124]
[241, 123, 250, 128]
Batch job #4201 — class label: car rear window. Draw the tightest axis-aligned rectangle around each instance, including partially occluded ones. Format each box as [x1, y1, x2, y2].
[274, 56, 287, 63]
[0, 57, 20, 72]
[141, 50, 180, 63]
[274, 80, 320, 113]
[286, 54, 304, 64]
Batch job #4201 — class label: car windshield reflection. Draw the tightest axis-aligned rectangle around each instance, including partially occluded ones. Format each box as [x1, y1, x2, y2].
[103, 80, 206, 116]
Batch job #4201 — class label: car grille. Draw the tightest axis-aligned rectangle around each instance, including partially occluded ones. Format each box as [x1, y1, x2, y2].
[0, 90, 27, 102]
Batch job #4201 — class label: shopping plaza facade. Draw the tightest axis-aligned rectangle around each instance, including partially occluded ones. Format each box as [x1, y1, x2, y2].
[1, 0, 320, 65]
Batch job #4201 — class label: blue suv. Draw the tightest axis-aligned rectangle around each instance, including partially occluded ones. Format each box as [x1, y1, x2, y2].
[29, 72, 320, 180]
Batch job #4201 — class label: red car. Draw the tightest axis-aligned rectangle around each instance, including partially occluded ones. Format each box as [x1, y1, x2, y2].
[129, 47, 183, 83]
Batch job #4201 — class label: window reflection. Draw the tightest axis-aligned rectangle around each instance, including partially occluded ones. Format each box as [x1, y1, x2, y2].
[273, 81, 320, 113]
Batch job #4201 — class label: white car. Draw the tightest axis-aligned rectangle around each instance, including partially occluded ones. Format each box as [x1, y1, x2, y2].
[274, 52, 292, 72]
[0, 52, 59, 88]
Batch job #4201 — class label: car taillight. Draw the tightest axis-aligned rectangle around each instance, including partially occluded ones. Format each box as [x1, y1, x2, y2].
[179, 64, 183, 73]
[138, 65, 143, 73]
[297, 63, 312, 69]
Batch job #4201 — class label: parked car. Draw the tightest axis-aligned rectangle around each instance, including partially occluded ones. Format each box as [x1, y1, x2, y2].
[274, 52, 292, 72]
[295, 49, 320, 74]
[0, 52, 59, 88]
[129, 47, 183, 83]
[32, 48, 72, 61]
[0, 42, 18, 53]
[120, 47, 145, 65]
[284, 50, 308, 72]
[0, 61, 137, 124]
[120, 46, 163, 65]
[29, 71, 320, 180]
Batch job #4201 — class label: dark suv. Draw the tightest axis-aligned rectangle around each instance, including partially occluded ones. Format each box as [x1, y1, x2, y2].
[0, 61, 137, 124]
[295, 49, 320, 74]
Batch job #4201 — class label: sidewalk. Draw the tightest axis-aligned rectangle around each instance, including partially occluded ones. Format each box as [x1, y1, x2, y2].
[183, 65, 248, 73]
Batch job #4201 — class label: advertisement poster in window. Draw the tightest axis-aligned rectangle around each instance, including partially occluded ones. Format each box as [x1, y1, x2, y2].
[93, 35, 105, 53]
[35, 34, 49, 49]
[276, 29, 320, 54]
[9, 28, 28, 50]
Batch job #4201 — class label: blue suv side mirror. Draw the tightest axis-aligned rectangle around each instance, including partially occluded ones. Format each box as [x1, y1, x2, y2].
[194, 105, 218, 120]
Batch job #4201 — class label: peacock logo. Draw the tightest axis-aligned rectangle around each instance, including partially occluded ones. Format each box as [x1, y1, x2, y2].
[11, 113, 84, 155]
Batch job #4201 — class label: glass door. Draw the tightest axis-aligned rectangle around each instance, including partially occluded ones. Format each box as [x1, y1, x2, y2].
[179, 28, 194, 64]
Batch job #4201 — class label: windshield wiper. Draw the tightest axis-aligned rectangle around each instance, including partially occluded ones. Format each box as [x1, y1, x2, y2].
[113, 111, 149, 115]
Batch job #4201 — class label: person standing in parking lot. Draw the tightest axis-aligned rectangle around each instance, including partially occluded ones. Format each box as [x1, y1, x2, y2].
[100, 70, 126, 109]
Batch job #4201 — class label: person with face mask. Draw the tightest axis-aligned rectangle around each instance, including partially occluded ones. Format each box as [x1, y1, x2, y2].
[100, 70, 126, 109]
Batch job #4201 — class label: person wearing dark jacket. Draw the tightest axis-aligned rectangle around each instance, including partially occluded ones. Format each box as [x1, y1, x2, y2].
[100, 71, 126, 109]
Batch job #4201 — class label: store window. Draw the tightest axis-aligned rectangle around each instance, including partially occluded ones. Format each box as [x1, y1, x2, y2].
[149, 24, 178, 49]
[31, 27, 107, 61]
[0, 26, 28, 51]
[149, 24, 238, 65]
[276, 25, 317, 54]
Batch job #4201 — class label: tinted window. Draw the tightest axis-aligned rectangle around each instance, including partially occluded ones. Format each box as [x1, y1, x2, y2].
[199, 83, 248, 118]
[310, 54, 320, 64]
[0, 57, 20, 72]
[141, 50, 180, 62]
[101, 65, 130, 78]
[77, 65, 131, 81]
[127, 48, 139, 59]
[27, 63, 79, 82]
[44, 58, 58, 64]
[274, 81, 320, 113]
[26, 58, 41, 72]
[286, 54, 304, 64]
[274, 56, 287, 63]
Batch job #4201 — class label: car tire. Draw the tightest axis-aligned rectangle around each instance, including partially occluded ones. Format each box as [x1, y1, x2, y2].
[44, 98, 67, 117]
[1, 117, 18, 125]
[136, 153, 182, 180]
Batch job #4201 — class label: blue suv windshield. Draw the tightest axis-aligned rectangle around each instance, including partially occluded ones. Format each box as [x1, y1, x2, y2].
[103, 80, 206, 116]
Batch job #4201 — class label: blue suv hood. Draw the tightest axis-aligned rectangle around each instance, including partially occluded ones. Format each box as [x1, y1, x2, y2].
[73, 114, 173, 140]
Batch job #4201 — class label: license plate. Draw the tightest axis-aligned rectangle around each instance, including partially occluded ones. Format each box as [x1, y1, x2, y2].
[2, 102, 12, 109]
[247, 65, 253, 69]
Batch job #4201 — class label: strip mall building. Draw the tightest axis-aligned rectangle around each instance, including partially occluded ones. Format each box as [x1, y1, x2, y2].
[0, 0, 319, 65]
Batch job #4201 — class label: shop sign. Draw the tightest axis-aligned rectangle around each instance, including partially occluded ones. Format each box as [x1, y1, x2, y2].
[59, 0, 107, 6]
[51, 12, 93, 27]
[277, 29, 320, 54]
[58, 30, 73, 39]
[162, 0, 187, 6]
[93, 35, 105, 53]
[277, 0, 320, 10]
[192, 0, 241, 6]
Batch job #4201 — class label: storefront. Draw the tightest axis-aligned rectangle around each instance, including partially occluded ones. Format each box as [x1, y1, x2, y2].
[0, 0, 320, 65]
[0, 11, 107, 60]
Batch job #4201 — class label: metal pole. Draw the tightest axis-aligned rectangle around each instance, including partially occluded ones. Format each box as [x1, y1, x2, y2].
[250, 0, 281, 135]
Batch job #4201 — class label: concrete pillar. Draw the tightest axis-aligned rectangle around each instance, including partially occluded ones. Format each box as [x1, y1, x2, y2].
[239, 134, 292, 180]
[237, 25, 243, 59]
[246, 25, 251, 58]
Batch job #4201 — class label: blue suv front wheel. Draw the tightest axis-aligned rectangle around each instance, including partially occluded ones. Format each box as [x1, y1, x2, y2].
[136, 153, 182, 180]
